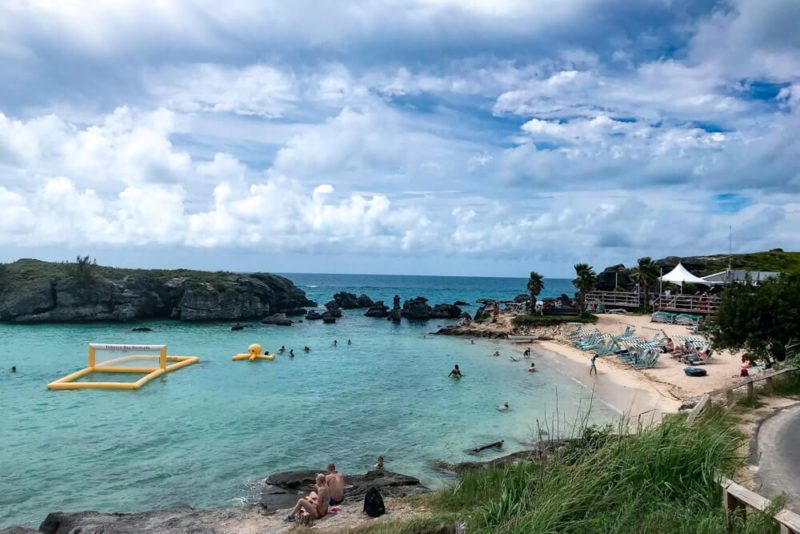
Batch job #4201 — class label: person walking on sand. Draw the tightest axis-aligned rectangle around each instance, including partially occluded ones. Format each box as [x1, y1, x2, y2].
[590, 354, 598, 376]
[325, 463, 345, 506]
[286, 473, 329, 522]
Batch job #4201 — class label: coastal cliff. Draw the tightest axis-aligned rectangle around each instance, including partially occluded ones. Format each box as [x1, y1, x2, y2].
[0, 259, 314, 323]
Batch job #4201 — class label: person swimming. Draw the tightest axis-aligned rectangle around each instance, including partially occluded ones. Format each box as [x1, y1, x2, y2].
[11, 366, 16, 373]
[373, 456, 385, 470]
[333, 340, 338, 347]
[448, 364, 462, 378]
[497, 402, 509, 411]
[304, 346, 310, 353]
[492, 350, 500, 357]
[528, 362, 537, 373]
[278, 345, 285, 353]
[289, 349, 295, 358]
[523, 348, 531, 358]
[347, 339, 352, 345]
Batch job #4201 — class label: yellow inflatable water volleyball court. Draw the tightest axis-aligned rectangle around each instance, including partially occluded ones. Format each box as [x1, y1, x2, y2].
[48, 343, 199, 390]
[232, 343, 276, 361]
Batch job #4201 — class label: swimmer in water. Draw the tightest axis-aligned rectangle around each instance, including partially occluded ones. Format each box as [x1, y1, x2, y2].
[289, 349, 295, 358]
[492, 350, 500, 357]
[528, 362, 537, 373]
[333, 340, 338, 347]
[11, 366, 16, 373]
[448, 364, 462, 378]
[279, 345, 285, 353]
[523, 348, 531, 358]
[347, 339, 352, 345]
[304, 346, 310, 353]
[497, 402, 509, 411]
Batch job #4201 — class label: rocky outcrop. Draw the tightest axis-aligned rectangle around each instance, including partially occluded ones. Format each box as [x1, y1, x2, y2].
[434, 326, 509, 338]
[401, 296, 432, 320]
[330, 291, 374, 309]
[596, 264, 635, 291]
[24, 507, 272, 534]
[454, 300, 470, 306]
[305, 310, 323, 320]
[400, 297, 461, 320]
[388, 294, 402, 323]
[259, 469, 429, 510]
[431, 303, 462, 319]
[322, 313, 337, 323]
[261, 313, 292, 326]
[0, 259, 314, 323]
[324, 301, 343, 317]
[365, 300, 390, 317]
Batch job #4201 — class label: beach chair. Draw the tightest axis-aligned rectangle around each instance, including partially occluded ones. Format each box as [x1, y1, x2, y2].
[674, 314, 699, 326]
[594, 336, 621, 356]
[685, 350, 713, 366]
[613, 326, 636, 342]
[651, 311, 675, 324]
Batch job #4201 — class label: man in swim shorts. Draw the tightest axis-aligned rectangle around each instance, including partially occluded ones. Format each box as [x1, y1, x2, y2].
[325, 463, 345, 505]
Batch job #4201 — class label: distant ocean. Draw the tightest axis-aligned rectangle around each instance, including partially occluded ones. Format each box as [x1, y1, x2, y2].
[0, 274, 613, 529]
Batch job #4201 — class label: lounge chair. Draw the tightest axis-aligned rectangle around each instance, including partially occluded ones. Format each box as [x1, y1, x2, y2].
[651, 311, 675, 324]
[685, 350, 713, 365]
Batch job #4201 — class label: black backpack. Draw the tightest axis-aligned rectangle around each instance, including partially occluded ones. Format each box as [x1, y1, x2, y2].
[363, 486, 385, 517]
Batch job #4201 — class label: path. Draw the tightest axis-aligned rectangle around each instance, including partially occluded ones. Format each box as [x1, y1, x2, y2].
[755, 403, 800, 513]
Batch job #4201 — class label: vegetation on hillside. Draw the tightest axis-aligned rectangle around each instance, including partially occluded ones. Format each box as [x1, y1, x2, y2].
[709, 274, 800, 361]
[350, 406, 779, 533]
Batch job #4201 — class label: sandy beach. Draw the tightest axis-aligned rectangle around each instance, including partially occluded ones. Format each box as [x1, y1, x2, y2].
[504, 313, 749, 421]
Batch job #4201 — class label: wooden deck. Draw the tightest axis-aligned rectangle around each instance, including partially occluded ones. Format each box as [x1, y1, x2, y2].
[584, 290, 641, 309]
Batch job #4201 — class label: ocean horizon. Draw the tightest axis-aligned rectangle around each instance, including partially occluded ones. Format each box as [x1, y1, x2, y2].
[0, 273, 613, 529]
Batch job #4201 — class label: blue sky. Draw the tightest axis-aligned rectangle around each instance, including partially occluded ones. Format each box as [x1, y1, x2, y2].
[0, 0, 798, 277]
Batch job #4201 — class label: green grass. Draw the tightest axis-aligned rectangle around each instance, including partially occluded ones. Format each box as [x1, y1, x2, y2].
[512, 313, 597, 327]
[353, 406, 782, 533]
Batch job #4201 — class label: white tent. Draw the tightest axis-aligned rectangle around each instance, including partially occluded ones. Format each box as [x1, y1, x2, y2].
[659, 263, 711, 286]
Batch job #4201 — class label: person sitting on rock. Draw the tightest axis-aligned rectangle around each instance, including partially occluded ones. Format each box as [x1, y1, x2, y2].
[286, 473, 328, 523]
[448, 364, 462, 378]
[325, 463, 345, 506]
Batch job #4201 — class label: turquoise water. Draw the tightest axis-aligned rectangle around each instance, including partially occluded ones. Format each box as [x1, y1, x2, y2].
[0, 275, 615, 529]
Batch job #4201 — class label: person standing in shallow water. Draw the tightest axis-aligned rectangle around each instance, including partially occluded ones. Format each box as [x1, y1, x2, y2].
[448, 364, 462, 378]
[590, 354, 598, 376]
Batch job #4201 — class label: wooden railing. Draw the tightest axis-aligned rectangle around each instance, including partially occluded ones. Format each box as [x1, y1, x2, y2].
[653, 294, 720, 314]
[723, 367, 799, 405]
[722, 478, 800, 533]
[584, 290, 641, 308]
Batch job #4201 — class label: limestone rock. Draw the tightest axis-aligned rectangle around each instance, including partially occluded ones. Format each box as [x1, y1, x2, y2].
[365, 300, 390, 318]
[0, 259, 314, 323]
[261, 313, 292, 326]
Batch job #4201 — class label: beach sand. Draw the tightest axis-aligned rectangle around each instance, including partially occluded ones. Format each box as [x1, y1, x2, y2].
[506, 313, 749, 421]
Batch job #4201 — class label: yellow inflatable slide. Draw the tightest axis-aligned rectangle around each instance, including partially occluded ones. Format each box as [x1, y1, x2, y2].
[232, 343, 276, 362]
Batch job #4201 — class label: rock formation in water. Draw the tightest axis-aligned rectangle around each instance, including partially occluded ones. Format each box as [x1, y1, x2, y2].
[0, 259, 314, 323]
[400, 296, 462, 320]
[388, 294, 402, 323]
[261, 313, 292, 326]
[365, 300, 390, 317]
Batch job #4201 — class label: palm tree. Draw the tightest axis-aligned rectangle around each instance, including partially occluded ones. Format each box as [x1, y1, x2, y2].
[634, 257, 660, 309]
[572, 263, 597, 312]
[526, 271, 544, 313]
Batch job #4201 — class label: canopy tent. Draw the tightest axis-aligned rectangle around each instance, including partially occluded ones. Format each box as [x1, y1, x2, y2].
[659, 263, 711, 286]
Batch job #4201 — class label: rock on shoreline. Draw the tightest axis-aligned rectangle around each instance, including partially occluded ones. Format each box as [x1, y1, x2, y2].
[0, 259, 314, 323]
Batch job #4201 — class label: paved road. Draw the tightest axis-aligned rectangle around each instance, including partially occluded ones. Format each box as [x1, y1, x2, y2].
[756, 403, 800, 512]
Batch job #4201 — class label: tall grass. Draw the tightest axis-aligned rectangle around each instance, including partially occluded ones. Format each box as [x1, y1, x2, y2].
[351, 404, 780, 533]
[426, 405, 778, 533]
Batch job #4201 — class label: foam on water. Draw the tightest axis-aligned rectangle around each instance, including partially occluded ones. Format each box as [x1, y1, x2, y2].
[0, 275, 615, 528]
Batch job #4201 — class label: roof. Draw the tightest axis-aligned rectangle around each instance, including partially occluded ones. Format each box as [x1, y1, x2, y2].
[702, 269, 780, 285]
[659, 262, 711, 286]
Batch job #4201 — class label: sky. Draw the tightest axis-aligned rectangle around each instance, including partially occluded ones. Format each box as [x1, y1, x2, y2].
[0, 0, 799, 277]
